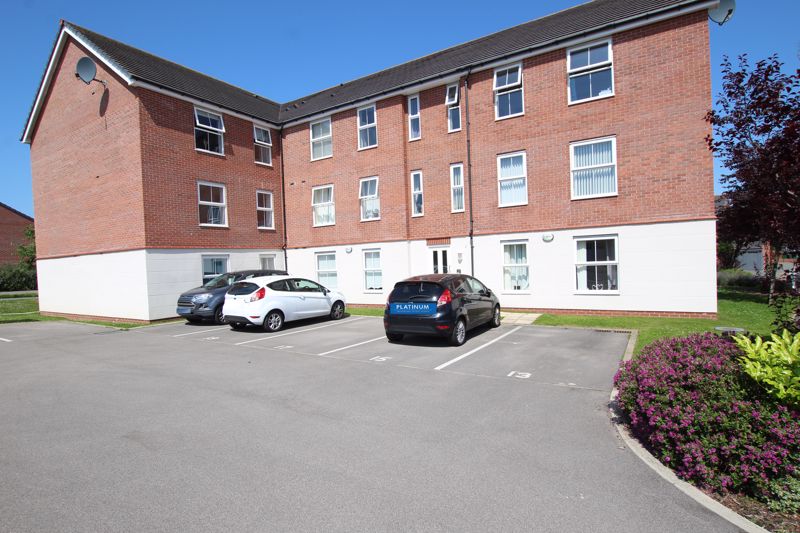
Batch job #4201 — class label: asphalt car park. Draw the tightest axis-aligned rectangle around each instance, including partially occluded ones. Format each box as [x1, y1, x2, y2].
[0, 318, 735, 532]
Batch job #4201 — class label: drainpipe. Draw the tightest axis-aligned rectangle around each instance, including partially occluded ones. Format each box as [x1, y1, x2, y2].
[279, 125, 289, 271]
[463, 69, 475, 276]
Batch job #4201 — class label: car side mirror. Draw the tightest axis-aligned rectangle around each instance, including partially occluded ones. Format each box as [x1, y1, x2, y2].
[483, 289, 492, 297]
[323, 288, 329, 295]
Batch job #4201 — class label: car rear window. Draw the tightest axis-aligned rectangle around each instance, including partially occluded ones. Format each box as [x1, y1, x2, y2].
[228, 282, 259, 295]
[390, 282, 443, 301]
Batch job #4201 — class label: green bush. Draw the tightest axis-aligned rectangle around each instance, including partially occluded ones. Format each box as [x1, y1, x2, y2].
[735, 330, 800, 405]
[766, 475, 800, 514]
[717, 268, 761, 289]
[0, 264, 37, 291]
[771, 294, 800, 334]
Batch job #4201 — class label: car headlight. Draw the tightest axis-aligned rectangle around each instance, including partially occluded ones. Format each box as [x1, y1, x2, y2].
[191, 293, 212, 303]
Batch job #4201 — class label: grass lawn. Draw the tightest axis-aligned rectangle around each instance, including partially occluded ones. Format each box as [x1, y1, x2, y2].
[0, 298, 146, 329]
[534, 289, 773, 353]
[348, 306, 384, 317]
[0, 292, 38, 299]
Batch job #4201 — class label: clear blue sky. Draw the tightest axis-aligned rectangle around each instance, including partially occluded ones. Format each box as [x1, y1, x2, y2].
[3, 0, 799, 217]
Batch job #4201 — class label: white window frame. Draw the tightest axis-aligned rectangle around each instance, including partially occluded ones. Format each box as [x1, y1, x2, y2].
[502, 241, 530, 293]
[496, 151, 528, 208]
[256, 190, 275, 230]
[315, 252, 338, 288]
[253, 125, 272, 166]
[201, 254, 229, 284]
[411, 170, 424, 217]
[310, 117, 333, 161]
[493, 63, 524, 121]
[197, 181, 227, 227]
[574, 235, 620, 294]
[363, 249, 382, 292]
[450, 163, 465, 213]
[259, 254, 277, 271]
[570, 136, 618, 200]
[194, 107, 225, 155]
[567, 39, 614, 105]
[357, 104, 378, 150]
[446, 83, 461, 133]
[408, 95, 421, 141]
[359, 176, 380, 221]
[311, 184, 335, 227]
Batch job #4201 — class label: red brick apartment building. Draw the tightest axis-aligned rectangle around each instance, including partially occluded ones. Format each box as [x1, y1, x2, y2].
[0, 203, 33, 265]
[22, 0, 719, 321]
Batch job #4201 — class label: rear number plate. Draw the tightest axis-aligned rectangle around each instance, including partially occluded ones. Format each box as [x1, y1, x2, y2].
[390, 302, 436, 315]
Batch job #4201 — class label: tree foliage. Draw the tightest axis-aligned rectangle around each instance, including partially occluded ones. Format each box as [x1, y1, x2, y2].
[17, 225, 35, 270]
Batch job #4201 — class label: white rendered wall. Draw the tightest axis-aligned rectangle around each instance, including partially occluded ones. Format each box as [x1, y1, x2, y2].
[287, 220, 716, 314]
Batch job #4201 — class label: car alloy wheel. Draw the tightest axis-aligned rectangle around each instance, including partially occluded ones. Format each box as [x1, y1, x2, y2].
[450, 319, 466, 346]
[264, 311, 284, 332]
[491, 305, 501, 327]
[213, 306, 226, 325]
[330, 301, 345, 320]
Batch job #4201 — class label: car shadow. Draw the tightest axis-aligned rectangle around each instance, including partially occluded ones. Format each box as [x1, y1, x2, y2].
[225, 313, 350, 334]
[389, 322, 497, 348]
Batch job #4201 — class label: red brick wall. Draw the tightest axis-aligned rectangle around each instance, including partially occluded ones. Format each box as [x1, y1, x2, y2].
[137, 91, 284, 250]
[30, 38, 146, 259]
[0, 206, 32, 264]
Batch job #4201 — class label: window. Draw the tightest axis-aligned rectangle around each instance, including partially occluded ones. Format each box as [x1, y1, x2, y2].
[494, 64, 524, 119]
[359, 177, 380, 221]
[576, 237, 619, 291]
[503, 242, 529, 291]
[202, 255, 228, 284]
[256, 190, 274, 229]
[197, 182, 227, 226]
[571, 137, 617, 199]
[310, 118, 332, 160]
[446, 84, 461, 132]
[357, 105, 377, 149]
[450, 163, 464, 213]
[407, 95, 421, 140]
[568, 40, 614, 104]
[259, 254, 276, 270]
[194, 108, 224, 154]
[312, 185, 335, 227]
[411, 171, 423, 217]
[497, 152, 527, 207]
[254, 126, 272, 165]
[316, 253, 337, 288]
[364, 250, 382, 291]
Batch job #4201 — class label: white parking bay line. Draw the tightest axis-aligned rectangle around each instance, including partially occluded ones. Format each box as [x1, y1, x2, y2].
[317, 336, 385, 356]
[172, 327, 227, 337]
[234, 316, 367, 346]
[0, 337, 12, 343]
[434, 326, 522, 371]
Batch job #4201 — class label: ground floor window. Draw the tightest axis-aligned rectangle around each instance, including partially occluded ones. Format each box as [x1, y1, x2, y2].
[316, 252, 338, 288]
[260, 254, 276, 270]
[575, 236, 618, 291]
[503, 242, 529, 291]
[364, 250, 382, 291]
[202, 255, 228, 284]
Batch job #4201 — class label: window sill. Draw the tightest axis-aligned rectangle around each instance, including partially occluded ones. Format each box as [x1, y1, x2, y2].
[498, 202, 528, 208]
[411, 213, 424, 218]
[360, 217, 381, 223]
[255, 161, 273, 168]
[451, 209, 465, 214]
[195, 148, 225, 157]
[199, 223, 229, 228]
[311, 155, 333, 162]
[568, 93, 615, 106]
[501, 291, 531, 295]
[409, 137, 421, 143]
[574, 290, 620, 296]
[571, 192, 618, 201]
[257, 227, 276, 231]
[313, 223, 336, 228]
[363, 290, 383, 294]
[495, 112, 525, 122]
[448, 128, 462, 134]
[358, 144, 378, 152]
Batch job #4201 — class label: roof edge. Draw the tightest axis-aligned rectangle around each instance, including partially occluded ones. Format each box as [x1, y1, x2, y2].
[0, 202, 34, 221]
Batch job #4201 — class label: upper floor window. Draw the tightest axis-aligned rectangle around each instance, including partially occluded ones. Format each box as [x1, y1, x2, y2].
[359, 177, 380, 221]
[575, 236, 618, 292]
[358, 105, 377, 149]
[310, 118, 332, 160]
[446, 84, 461, 132]
[312, 185, 335, 227]
[571, 137, 617, 199]
[568, 40, 614, 104]
[254, 126, 272, 165]
[450, 163, 465, 213]
[411, 171, 423, 217]
[256, 190, 274, 229]
[497, 152, 527, 207]
[408, 95, 421, 141]
[494, 64, 524, 120]
[194, 108, 225, 155]
[198, 182, 227, 226]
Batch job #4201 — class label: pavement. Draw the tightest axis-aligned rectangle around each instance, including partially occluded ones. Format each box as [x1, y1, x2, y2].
[0, 318, 738, 532]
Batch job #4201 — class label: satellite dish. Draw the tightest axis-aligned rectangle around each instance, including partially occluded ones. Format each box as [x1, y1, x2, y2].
[75, 56, 97, 84]
[708, 0, 735, 25]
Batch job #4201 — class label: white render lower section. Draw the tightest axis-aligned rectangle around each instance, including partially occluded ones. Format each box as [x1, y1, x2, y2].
[287, 220, 717, 314]
[37, 248, 285, 320]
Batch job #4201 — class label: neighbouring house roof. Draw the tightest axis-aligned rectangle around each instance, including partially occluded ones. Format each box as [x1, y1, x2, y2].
[22, 0, 715, 141]
[0, 202, 34, 222]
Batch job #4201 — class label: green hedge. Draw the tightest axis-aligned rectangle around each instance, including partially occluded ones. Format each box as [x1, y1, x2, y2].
[0, 265, 37, 291]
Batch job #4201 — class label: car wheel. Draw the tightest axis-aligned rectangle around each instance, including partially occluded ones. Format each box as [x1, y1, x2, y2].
[449, 318, 467, 346]
[263, 310, 284, 332]
[386, 332, 404, 342]
[330, 301, 345, 320]
[230, 322, 246, 331]
[490, 305, 501, 328]
[213, 306, 226, 325]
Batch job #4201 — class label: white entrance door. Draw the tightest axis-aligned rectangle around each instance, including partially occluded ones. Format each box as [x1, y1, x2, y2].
[432, 249, 450, 274]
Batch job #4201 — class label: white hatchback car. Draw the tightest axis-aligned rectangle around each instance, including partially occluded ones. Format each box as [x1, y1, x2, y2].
[222, 275, 346, 332]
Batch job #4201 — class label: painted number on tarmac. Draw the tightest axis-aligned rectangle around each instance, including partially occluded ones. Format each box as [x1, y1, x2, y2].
[369, 356, 392, 362]
[203, 336, 220, 341]
[273, 345, 293, 350]
[507, 371, 532, 379]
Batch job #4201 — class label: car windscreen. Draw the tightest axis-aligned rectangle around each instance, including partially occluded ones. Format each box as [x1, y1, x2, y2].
[227, 282, 260, 295]
[390, 282, 443, 302]
[203, 273, 236, 290]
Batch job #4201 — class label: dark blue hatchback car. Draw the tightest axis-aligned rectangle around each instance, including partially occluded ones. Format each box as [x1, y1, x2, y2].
[384, 274, 501, 346]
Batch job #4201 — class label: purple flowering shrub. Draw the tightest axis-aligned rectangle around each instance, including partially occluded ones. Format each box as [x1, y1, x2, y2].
[614, 333, 800, 499]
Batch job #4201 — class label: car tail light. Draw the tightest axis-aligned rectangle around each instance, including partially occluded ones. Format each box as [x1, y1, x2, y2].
[437, 289, 452, 307]
[248, 287, 266, 302]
